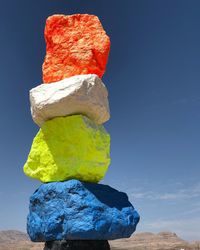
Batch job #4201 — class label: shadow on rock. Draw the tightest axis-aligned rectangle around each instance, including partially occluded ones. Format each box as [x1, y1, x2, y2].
[44, 240, 110, 250]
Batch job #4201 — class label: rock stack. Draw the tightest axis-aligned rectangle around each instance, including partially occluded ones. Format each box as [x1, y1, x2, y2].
[23, 14, 140, 250]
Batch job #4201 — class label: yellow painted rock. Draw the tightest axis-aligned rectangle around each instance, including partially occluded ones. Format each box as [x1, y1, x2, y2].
[23, 115, 110, 183]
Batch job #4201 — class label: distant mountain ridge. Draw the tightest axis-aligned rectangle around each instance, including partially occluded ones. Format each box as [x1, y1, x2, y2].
[0, 230, 28, 242]
[0, 230, 199, 250]
[111, 231, 200, 250]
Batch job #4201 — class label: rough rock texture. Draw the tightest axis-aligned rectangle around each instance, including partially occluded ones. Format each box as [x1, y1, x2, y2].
[43, 14, 110, 83]
[27, 180, 140, 241]
[30, 74, 110, 127]
[23, 115, 110, 183]
[44, 240, 110, 250]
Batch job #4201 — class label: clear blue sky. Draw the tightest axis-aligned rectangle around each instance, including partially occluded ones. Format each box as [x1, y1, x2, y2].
[0, 0, 200, 241]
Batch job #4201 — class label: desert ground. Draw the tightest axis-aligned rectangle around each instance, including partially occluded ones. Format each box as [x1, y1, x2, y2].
[0, 230, 199, 250]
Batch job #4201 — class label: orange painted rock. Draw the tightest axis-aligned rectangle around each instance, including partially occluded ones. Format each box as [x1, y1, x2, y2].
[42, 14, 110, 83]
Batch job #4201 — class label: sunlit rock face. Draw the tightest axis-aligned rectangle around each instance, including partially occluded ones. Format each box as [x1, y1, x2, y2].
[42, 14, 110, 83]
[23, 115, 110, 183]
[30, 74, 110, 127]
[27, 180, 140, 241]
[24, 12, 140, 245]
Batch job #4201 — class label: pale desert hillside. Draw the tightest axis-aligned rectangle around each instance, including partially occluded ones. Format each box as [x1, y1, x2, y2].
[0, 230, 199, 250]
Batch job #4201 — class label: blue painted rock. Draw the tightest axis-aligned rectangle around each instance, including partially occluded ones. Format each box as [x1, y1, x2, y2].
[27, 180, 140, 241]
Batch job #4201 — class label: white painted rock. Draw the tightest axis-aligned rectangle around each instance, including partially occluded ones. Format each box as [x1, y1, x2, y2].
[30, 74, 110, 126]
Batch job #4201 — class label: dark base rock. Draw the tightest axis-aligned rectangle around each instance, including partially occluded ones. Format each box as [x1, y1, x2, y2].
[44, 240, 110, 250]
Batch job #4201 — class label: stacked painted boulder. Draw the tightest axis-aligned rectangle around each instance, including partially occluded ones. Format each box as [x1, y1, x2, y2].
[24, 14, 140, 249]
